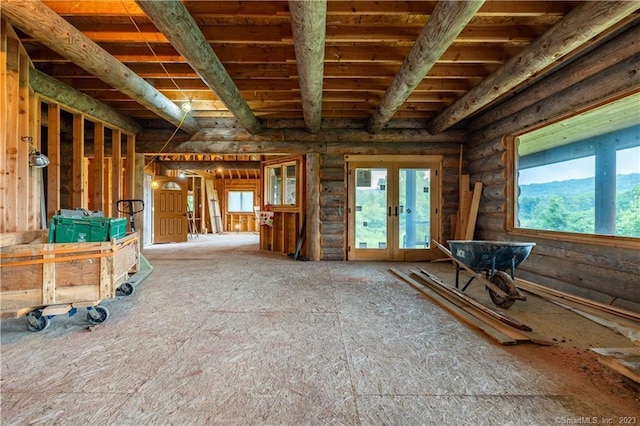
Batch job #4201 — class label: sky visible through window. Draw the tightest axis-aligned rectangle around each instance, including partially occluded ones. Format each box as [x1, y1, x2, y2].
[519, 146, 640, 185]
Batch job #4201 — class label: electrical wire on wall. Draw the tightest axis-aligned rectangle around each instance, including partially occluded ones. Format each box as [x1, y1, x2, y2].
[120, 0, 193, 168]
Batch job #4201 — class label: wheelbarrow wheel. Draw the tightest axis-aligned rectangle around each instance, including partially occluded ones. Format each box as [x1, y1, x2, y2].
[488, 271, 518, 309]
[26, 309, 51, 332]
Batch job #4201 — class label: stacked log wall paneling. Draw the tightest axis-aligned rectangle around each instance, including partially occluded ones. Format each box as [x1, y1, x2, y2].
[319, 154, 345, 260]
[467, 25, 640, 312]
[1, 20, 40, 232]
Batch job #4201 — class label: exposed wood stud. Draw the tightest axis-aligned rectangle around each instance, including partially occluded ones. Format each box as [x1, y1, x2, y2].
[46, 103, 61, 220]
[126, 134, 136, 200]
[111, 129, 122, 216]
[93, 122, 105, 213]
[72, 113, 86, 209]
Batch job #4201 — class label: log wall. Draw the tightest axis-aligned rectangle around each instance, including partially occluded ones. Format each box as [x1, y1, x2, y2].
[319, 154, 345, 260]
[466, 24, 640, 312]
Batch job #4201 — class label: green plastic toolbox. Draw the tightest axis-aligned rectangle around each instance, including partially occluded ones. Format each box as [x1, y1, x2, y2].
[48, 216, 127, 243]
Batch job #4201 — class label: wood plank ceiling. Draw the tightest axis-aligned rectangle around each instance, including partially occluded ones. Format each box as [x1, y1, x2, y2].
[6, 1, 640, 161]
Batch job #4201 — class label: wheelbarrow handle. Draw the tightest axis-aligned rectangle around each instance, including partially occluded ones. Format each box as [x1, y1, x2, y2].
[116, 199, 145, 214]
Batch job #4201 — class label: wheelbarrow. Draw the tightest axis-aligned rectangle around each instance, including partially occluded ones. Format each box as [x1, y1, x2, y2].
[432, 240, 535, 309]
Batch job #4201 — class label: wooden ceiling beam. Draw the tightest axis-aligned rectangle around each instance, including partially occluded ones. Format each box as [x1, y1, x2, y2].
[289, 0, 327, 133]
[428, 0, 640, 134]
[367, 0, 484, 133]
[30, 69, 141, 134]
[157, 161, 260, 170]
[135, 0, 262, 134]
[2, 0, 201, 134]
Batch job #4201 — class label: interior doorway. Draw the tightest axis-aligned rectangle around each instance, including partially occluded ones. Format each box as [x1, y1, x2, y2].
[152, 177, 188, 244]
[346, 155, 442, 261]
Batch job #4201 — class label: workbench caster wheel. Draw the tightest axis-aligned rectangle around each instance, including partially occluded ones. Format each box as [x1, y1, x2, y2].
[488, 271, 517, 309]
[116, 282, 134, 296]
[26, 309, 51, 332]
[87, 306, 109, 325]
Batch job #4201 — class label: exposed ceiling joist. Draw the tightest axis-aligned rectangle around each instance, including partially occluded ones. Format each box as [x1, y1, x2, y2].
[289, 0, 327, 134]
[367, 0, 485, 133]
[134, 0, 262, 134]
[427, 0, 640, 134]
[1, 0, 201, 135]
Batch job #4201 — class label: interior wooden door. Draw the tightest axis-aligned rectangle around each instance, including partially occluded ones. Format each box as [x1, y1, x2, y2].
[153, 179, 188, 243]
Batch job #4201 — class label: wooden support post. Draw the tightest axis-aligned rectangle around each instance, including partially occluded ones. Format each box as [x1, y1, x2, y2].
[305, 153, 321, 261]
[126, 133, 136, 200]
[93, 122, 105, 213]
[111, 129, 122, 217]
[72, 113, 86, 209]
[595, 140, 617, 235]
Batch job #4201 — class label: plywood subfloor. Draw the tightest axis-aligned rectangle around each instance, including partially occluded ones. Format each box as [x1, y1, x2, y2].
[1, 233, 638, 424]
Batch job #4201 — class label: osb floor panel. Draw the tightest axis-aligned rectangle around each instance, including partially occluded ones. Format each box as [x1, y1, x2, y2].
[1, 234, 638, 425]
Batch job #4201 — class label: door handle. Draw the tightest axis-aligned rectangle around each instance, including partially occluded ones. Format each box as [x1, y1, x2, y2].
[394, 206, 398, 216]
[388, 206, 392, 217]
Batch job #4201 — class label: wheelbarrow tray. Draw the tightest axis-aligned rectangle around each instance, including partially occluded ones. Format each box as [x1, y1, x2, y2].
[447, 240, 535, 272]
[432, 240, 531, 302]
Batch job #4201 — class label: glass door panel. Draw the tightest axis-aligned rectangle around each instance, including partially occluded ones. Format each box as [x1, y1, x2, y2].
[354, 167, 389, 251]
[399, 168, 431, 250]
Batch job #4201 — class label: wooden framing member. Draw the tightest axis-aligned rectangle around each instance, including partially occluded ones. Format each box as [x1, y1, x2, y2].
[126, 133, 136, 200]
[111, 128, 122, 217]
[305, 153, 321, 261]
[93, 122, 105, 213]
[72, 113, 86, 209]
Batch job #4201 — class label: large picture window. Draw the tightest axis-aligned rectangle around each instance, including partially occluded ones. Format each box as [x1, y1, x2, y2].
[513, 93, 640, 238]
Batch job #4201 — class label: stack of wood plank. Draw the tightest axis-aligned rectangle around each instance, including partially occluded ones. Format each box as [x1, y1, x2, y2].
[452, 174, 483, 240]
[590, 347, 640, 385]
[515, 278, 640, 344]
[390, 267, 549, 346]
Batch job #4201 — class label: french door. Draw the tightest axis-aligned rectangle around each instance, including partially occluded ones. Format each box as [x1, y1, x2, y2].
[346, 155, 441, 261]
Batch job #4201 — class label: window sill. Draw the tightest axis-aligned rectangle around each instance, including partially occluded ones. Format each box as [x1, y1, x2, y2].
[507, 227, 640, 250]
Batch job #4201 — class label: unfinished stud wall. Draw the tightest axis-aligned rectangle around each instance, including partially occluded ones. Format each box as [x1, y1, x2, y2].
[1, 20, 41, 233]
[466, 24, 640, 312]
